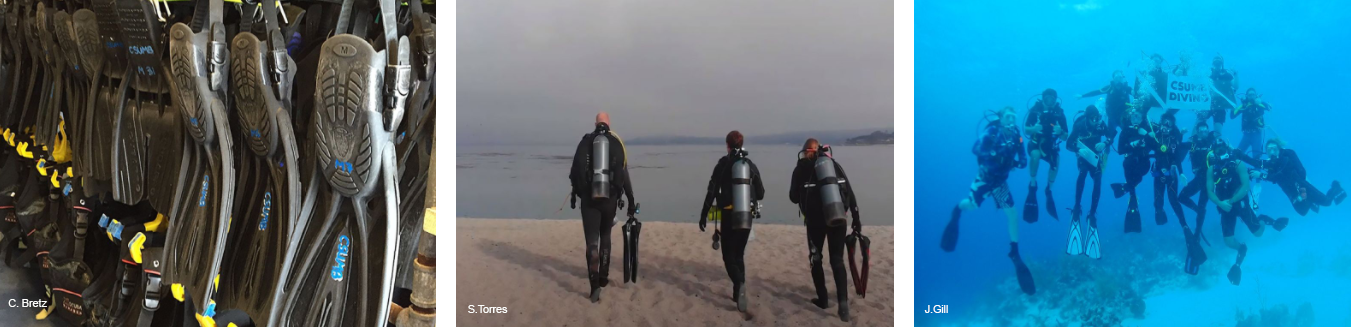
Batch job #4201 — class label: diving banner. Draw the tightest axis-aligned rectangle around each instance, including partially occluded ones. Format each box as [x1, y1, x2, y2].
[1164, 73, 1211, 112]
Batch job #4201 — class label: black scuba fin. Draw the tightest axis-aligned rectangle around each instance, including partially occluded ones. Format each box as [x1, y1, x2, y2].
[1124, 197, 1141, 233]
[1022, 185, 1038, 223]
[941, 208, 959, 252]
[1044, 187, 1058, 220]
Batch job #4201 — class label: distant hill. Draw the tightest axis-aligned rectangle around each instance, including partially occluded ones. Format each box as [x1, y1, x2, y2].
[845, 130, 894, 145]
[628, 128, 891, 146]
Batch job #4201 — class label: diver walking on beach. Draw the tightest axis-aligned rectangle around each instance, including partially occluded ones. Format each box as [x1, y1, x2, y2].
[940, 106, 1036, 295]
[698, 131, 766, 314]
[1206, 141, 1289, 285]
[569, 112, 639, 303]
[1024, 88, 1069, 222]
[790, 138, 863, 321]
[1065, 105, 1113, 258]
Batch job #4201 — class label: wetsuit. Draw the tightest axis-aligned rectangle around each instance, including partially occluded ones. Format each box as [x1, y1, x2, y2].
[700, 154, 766, 296]
[1251, 148, 1342, 216]
[1231, 99, 1269, 158]
[1066, 115, 1113, 224]
[967, 124, 1027, 209]
[1135, 67, 1169, 114]
[1081, 81, 1132, 132]
[789, 156, 858, 309]
[1209, 68, 1237, 128]
[1024, 101, 1068, 167]
[569, 131, 636, 291]
[1151, 125, 1187, 226]
[1117, 122, 1157, 205]
[1178, 135, 1217, 232]
[1210, 152, 1264, 238]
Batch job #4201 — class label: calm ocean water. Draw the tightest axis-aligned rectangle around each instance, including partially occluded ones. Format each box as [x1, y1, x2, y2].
[456, 144, 894, 226]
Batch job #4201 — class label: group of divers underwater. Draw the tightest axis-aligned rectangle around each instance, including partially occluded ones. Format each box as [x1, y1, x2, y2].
[940, 53, 1349, 295]
[566, 112, 872, 322]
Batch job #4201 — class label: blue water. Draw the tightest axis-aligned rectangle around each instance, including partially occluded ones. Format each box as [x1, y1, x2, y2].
[917, 1, 1351, 326]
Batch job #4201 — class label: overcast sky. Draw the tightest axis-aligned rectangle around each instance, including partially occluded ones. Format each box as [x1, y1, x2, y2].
[458, 0, 893, 145]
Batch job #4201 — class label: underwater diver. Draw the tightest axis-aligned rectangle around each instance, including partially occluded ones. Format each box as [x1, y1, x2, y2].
[1111, 108, 1156, 233]
[940, 106, 1036, 295]
[1065, 105, 1113, 258]
[1231, 88, 1270, 158]
[697, 131, 766, 315]
[1078, 70, 1132, 133]
[1150, 110, 1188, 227]
[1023, 88, 1068, 222]
[1206, 141, 1290, 285]
[569, 112, 639, 303]
[1206, 55, 1239, 135]
[1178, 122, 1220, 243]
[1244, 138, 1346, 215]
[789, 138, 862, 322]
[1134, 53, 1169, 116]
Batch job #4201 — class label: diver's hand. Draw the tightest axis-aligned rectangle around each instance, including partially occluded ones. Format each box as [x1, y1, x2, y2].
[699, 216, 707, 232]
[1138, 127, 1148, 135]
[1052, 125, 1064, 135]
[570, 194, 577, 209]
[1148, 132, 1156, 139]
[1131, 140, 1143, 148]
[1217, 200, 1233, 212]
[851, 210, 862, 233]
[1095, 143, 1106, 153]
[627, 202, 638, 218]
[1027, 124, 1042, 133]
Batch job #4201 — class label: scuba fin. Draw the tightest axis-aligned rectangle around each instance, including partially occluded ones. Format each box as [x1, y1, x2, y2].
[1228, 264, 1241, 285]
[1085, 225, 1101, 259]
[1183, 227, 1206, 275]
[940, 207, 959, 252]
[272, 0, 410, 322]
[1111, 183, 1126, 199]
[1044, 187, 1058, 220]
[1331, 180, 1346, 204]
[1065, 219, 1082, 256]
[216, 0, 304, 324]
[1124, 197, 1141, 233]
[625, 213, 641, 283]
[1008, 243, 1035, 295]
[1022, 185, 1038, 223]
[845, 229, 870, 298]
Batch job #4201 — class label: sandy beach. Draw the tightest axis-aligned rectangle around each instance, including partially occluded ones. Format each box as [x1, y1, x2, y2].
[457, 218, 894, 326]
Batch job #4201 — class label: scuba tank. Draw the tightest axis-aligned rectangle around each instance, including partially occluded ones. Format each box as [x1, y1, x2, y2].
[814, 145, 849, 227]
[728, 148, 752, 230]
[590, 123, 611, 200]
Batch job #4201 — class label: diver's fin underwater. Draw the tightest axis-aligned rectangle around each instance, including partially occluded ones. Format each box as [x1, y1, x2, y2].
[1065, 219, 1082, 256]
[270, 0, 410, 322]
[1183, 228, 1205, 275]
[1023, 185, 1038, 223]
[1085, 225, 1101, 259]
[1124, 197, 1141, 233]
[216, 0, 303, 324]
[940, 208, 959, 252]
[845, 229, 870, 298]
[1044, 187, 1058, 220]
[1111, 183, 1126, 199]
[1008, 243, 1035, 295]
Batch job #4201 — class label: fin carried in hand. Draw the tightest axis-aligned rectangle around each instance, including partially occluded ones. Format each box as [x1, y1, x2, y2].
[846, 229, 870, 298]
[1023, 186, 1039, 223]
[1124, 198, 1142, 233]
[1065, 220, 1083, 256]
[622, 217, 641, 283]
[1085, 225, 1101, 259]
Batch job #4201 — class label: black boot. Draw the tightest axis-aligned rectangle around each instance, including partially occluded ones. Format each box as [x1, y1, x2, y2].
[838, 296, 851, 322]
[736, 283, 748, 312]
[590, 287, 602, 303]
